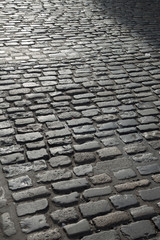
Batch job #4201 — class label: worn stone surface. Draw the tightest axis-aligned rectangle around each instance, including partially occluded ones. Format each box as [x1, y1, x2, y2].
[79, 200, 112, 218]
[51, 207, 79, 224]
[121, 220, 156, 239]
[93, 211, 130, 228]
[20, 215, 49, 233]
[1, 212, 16, 236]
[1, 0, 160, 239]
[63, 219, 91, 237]
[27, 229, 61, 240]
[81, 230, 120, 240]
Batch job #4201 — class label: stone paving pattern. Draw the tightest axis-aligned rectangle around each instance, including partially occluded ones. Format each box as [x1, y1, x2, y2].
[0, 0, 160, 239]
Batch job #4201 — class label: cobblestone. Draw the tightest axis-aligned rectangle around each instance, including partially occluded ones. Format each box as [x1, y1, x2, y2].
[121, 220, 156, 239]
[1, 0, 160, 239]
[20, 215, 49, 233]
[109, 194, 138, 210]
[16, 199, 48, 216]
[81, 230, 120, 240]
[63, 219, 91, 237]
[93, 211, 130, 229]
[27, 229, 61, 240]
[51, 207, 79, 224]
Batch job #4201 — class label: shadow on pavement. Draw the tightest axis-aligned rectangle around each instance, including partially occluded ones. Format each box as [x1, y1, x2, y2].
[95, 0, 160, 47]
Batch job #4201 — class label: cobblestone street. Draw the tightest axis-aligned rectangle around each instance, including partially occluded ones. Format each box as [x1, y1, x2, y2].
[0, 0, 160, 239]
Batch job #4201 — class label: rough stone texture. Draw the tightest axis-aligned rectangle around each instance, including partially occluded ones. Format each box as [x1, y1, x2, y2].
[90, 173, 112, 185]
[1, 212, 16, 236]
[152, 216, 160, 230]
[79, 200, 112, 218]
[121, 220, 156, 239]
[73, 164, 93, 176]
[16, 199, 48, 216]
[130, 205, 156, 220]
[81, 230, 120, 240]
[36, 169, 72, 183]
[74, 152, 96, 164]
[97, 147, 122, 160]
[114, 168, 137, 180]
[93, 211, 130, 228]
[115, 179, 150, 192]
[8, 175, 32, 190]
[49, 155, 72, 168]
[52, 192, 79, 206]
[12, 186, 50, 202]
[63, 219, 91, 237]
[27, 229, 61, 240]
[139, 187, 160, 201]
[83, 186, 112, 200]
[51, 207, 79, 224]
[109, 194, 138, 209]
[20, 215, 49, 233]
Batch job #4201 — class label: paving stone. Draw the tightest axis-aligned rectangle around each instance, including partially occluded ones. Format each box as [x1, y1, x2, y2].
[79, 199, 112, 218]
[114, 168, 136, 180]
[93, 211, 130, 229]
[101, 137, 119, 147]
[90, 173, 112, 185]
[1, 212, 16, 237]
[16, 198, 48, 216]
[46, 129, 71, 138]
[20, 215, 49, 233]
[33, 160, 47, 171]
[73, 133, 94, 143]
[83, 186, 112, 200]
[130, 205, 156, 220]
[115, 179, 150, 192]
[137, 164, 160, 175]
[52, 192, 79, 206]
[123, 143, 146, 154]
[63, 219, 91, 237]
[120, 133, 142, 143]
[49, 155, 72, 168]
[27, 148, 49, 161]
[152, 216, 160, 230]
[0, 153, 25, 165]
[67, 118, 92, 127]
[97, 147, 122, 160]
[27, 229, 61, 240]
[73, 125, 96, 134]
[50, 145, 73, 156]
[81, 230, 120, 240]
[97, 122, 118, 131]
[48, 138, 72, 146]
[12, 186, 50, 202]
[8, 175, 32, 191]
[94, 158, 132, 174]
[73, 141, 100, 152]
[143, 131, 160, 140]
[36, 169, 72, 183]
[121, 220, 156, 239]
[109, 194, 138, 210]
[73, 164, 93, 176]
[52, 178, 90, 193]
[16, 132, 43, 143]
[3, 163, 32, 178]
[51, 207, 79, 224]
[152, 174, 160, 183]
[139, 187, 160, 201]
[132, 153, 158, 163]
[37, 114, 57, 123]
[74, 152, 96, 164]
